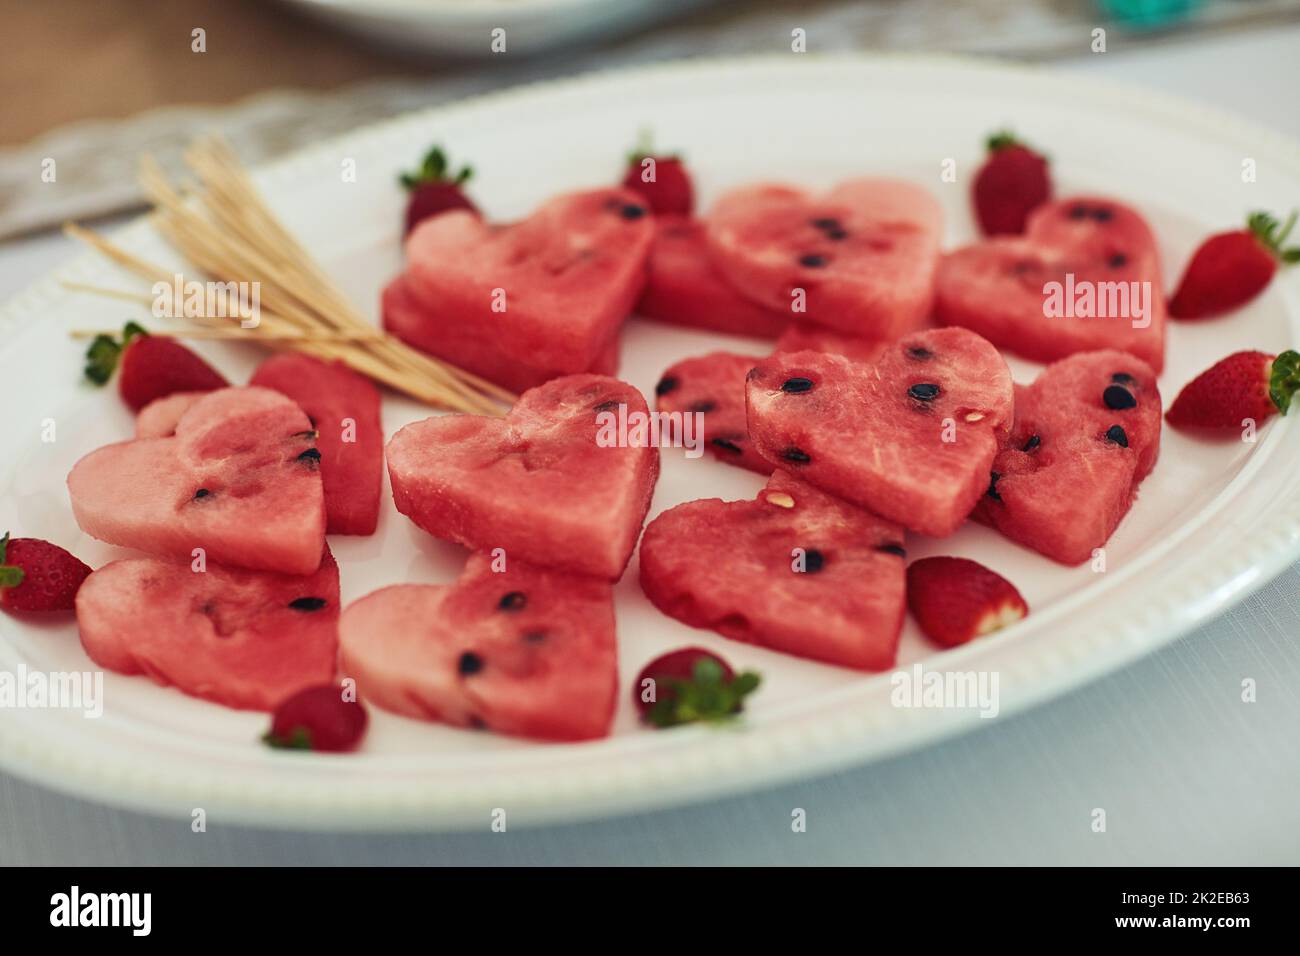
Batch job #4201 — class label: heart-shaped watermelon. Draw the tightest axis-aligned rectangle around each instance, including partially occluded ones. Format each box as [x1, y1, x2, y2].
[655, 352, 768, 473]
[387, 374, 659, 581]
[339, 552, 616, 740]
[936, 197, 1167, 372]
[383, 188, 654, 393]
[746, 328, 1014, 537]
[250, 353, 384, 536]
[638, 216, 789, 337]
[706, 178, 943, 338]
[973, 350, 1161, 565]
[639, 471, 906, 669]
[68, 387, 326, 575]
[76, 547, 339, 711]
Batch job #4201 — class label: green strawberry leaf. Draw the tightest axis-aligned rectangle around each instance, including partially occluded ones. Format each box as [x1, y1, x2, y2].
[399, 146, 472, 191]
[645, 658, 762, 729]
[986, 130, 1021, 152]
[262, 726, 314, 750]
[1248, 209, 1300, 263]
[83, 321, 149, 386]
[0, 532, 23, 588]
[1269, 350, 1300, 415]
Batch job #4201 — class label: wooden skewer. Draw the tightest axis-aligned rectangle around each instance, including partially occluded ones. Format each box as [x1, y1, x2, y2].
[70, 328, 388, 342]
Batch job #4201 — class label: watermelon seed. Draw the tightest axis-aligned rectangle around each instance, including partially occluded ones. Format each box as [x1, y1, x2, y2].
[522, 631, 547, 643]
[1107, 253, 1128, 268]
[1105, 425, 1129, 447]
[689, 400, 717, 413]
[1068, 204, 1089, 220]
[1022, 434, 1042, 452]
[782, 447, 811, 464]
[468, 715, 488, 730]
[987, 471, 1002, 500]
[765, 491, 796, 509]
[593, 399, 619, 412]
[798, 254, 828, 267]
[288, 597, 327, 612]
[296, 448, 321, 464]
[907, 346, 934, 360]
[1103, 385, 1136, 410]
[1111, 372, 1135, 385]
[908, 383, 940, 401]
[801, 549, 825, 573]
[964, 412, 985, 423]
[810, 217, 840, 230]
[655, 376, 679, 396]
[619, 204, 646, 220]
[780, 377, 815, 393]
[193, 488, 212, 499]
[826, 228, 848, 241]
[711, 437, 743, 455]
[877, 543, 906, 557]
[458, 652, 485, 675]
[1092, 208, 1114, 222]
[498, 591, 527, 612]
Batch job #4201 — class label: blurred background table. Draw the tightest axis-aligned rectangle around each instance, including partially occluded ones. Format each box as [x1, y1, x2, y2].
[1, 1, 1299, 864]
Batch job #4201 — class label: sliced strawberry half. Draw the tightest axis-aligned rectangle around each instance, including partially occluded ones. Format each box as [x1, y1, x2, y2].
[906, 556, 1028, 648]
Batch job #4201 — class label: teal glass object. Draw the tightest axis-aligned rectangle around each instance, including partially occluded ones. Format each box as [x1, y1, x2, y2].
[1097, 0, 1205, 29]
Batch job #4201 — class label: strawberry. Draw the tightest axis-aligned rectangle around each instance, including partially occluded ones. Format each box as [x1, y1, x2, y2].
[1169, 211, 1300, 319]
[0, 532, 93, 614]
[84, 321, 227, 411]
[633, 648, 760, 728]
[621, 137, 693, 216]
[972, 131, 1051, 236]
[264, 685, 369, 752]
[906, 557, 1028, 648]
[1165, 350, 1300, 429]
[400, 145, 477, 236]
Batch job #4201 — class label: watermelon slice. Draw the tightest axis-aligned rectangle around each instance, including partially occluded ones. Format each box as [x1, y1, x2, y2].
[655, 352, 768, 473]
[386, 374, 659, 581]
[637, 216, 788, 338]
[68, 387, 326, 575]
[639, 471, 906, 669]
[775, 322, 888, 364]
[135, 391, 205, 438]
[706, 178, 942, 338]
[338, 552, 616, 740]
[383, 188, 654, 392]
[250, 353, 384, 536]
[936, 197, 1166, 372]
[76, 547, 339, 711]
[973, 350, 1161, 565]
[746, 327, 1014, 537]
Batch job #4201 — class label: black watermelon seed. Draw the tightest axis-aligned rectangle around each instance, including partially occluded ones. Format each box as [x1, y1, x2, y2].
[1103, 384, 1136, 410]
[908, 383, 940, 401]
[1021, 434, 1041, 452]
[593, 399, 620, 412]
[798, 254, 828, 268]
[826, 228, 848, 241]
[1105, 425, 1129, 447]
[458, 652, 484, 675]
[1111, 372, 1135, 385]
[1092, 208, 1114, 222]
[811, 217, 840, 230]
[877, 543, 907, 557]
[802, 549, 825, 573]
[296, 447, 321, 463]
[288, 597, 327, 612]
[522, 631, 547, 643]
[711, 437, 743, 455]
[1107, 253, 1128, 268]
[783, 447, 811, 464]
[498, 591, 526, 612]
[468, 715, 488, 730]
[689, 400, 717, 413]
[193, 488, 212, 499]
[987, 471, 1002, 501]
[907, 346, 934, 361]
[781, 377, 815, 393]
[655, 376, 679, 396]
[1068, 204, 1089, 220]
[619, 204, 646, 220]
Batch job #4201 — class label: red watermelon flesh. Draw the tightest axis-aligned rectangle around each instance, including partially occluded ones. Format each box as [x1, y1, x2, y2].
[639, 471, 906, 669]
[706, 178, 942, 338]
[973, 350, 1161, 565]
[775, 322, 888, 364]
[136, 391, 205, 438]
[339, 552, 616, 741]
[386, 374, 659, 581]
[76, 547, 339, 711]
[68, 387, 326, 575]
[746, 328, 1014, 537]
[936, 197, 1166, 372]
[383, 188, 653, 392]
[637, 216, 788, 338]
[655, 351, 768, 473]
[250, 353, 384, 536]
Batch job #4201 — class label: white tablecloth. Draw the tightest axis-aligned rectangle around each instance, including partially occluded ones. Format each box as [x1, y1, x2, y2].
[2, 26, 1299, 865]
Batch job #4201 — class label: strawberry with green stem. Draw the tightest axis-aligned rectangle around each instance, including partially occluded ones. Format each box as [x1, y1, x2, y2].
[621, 131, 693, 216]
[973, 130, 1051, 236]
[1169, 211, 1300, 319]
[634, 648, 760, 728]
[84, 320, 227, 411]
[400, 146, 478, 236]
[1165, 350, 1300, 429]
[0, 532, 93, 614]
